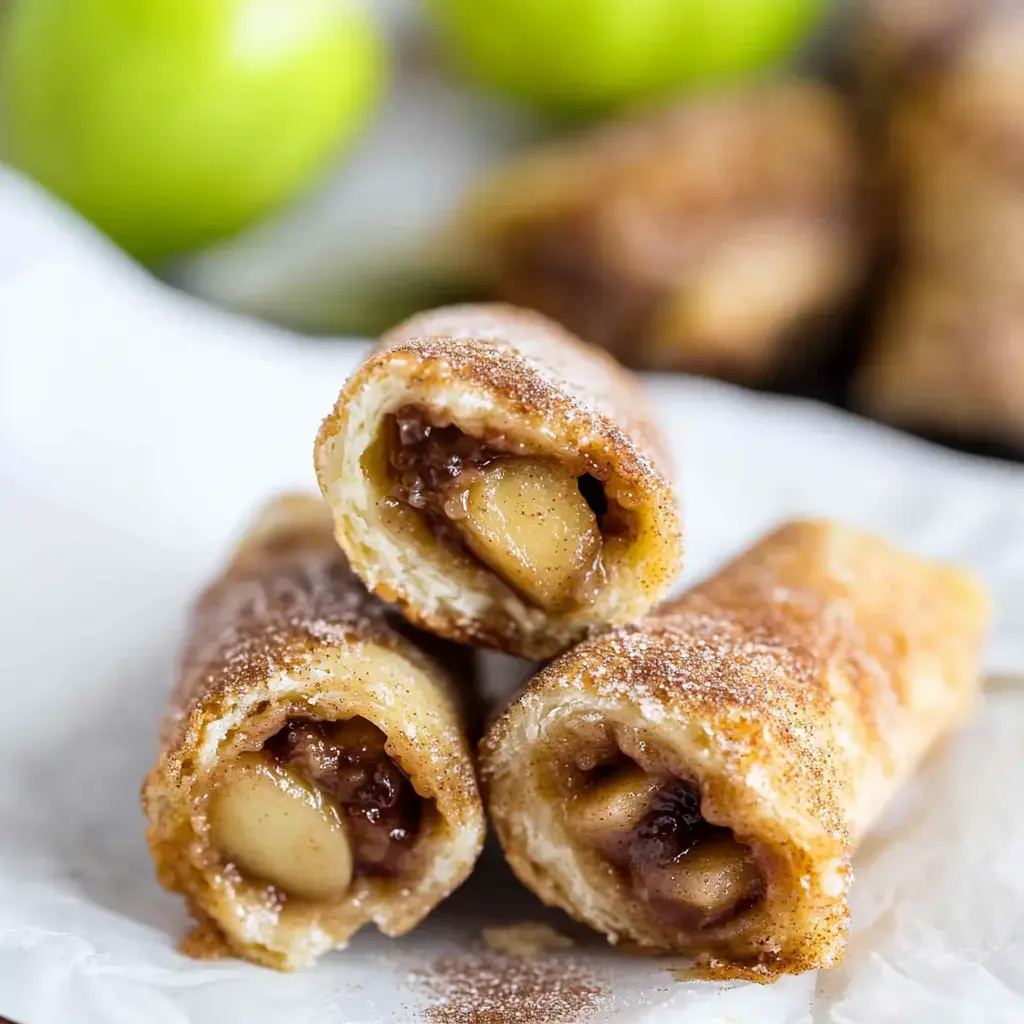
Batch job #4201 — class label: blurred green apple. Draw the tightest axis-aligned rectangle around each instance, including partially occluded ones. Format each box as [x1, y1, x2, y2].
[0, 0, 384, 260]
[425, 0, 827, 114]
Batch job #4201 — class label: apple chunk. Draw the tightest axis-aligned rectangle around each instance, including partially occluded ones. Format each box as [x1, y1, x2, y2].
[643, 837, 761, 926]
[450, 458, 601, 610]
[565, 768, 663, 855]
[209, 753, 353, 901]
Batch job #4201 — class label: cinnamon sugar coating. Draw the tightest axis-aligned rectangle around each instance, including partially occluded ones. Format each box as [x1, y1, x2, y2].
[142, 495, 485, 970]
[376, 304, 673, 481]
[482, 520, 989, 980]
[315, 304, 682, 659]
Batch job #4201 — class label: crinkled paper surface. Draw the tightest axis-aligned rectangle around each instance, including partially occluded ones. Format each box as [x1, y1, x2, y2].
[1, 171, 1023, 1024]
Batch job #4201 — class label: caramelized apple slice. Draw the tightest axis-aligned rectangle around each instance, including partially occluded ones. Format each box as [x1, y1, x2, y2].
[209, 753, 353, 901]
[642, 837, 762, 928]
[449, 458, 601, 610]
[564, 768, 663, 858]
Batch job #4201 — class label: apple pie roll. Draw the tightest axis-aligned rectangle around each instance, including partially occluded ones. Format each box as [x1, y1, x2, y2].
[482, 520, 989, 980]
[855, 272, 1024, 446]
[142, 495, 485, 971]
[315, 303, 682, 660]
[855, 1, 1024, 445]
[454, 84, 867, 383]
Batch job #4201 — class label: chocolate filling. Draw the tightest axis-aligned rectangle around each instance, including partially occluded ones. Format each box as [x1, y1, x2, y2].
[265, 717, 421, 877]
[384, 407, 630, 608]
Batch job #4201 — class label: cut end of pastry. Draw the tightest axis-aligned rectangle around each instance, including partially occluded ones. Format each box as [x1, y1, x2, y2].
[555, 733, 766, 939]
[482, 682, 846, 978]
[144, 576, 485, 968]
[384, 409, 613, 615]
[314, 305, 683, 659]
[207, 717, 428, 905]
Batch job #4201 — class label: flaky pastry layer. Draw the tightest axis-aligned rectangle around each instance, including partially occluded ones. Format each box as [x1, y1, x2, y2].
[482, 520, 989, 979]
[314, 303, 682, 659]
[142, 495, 485, 970]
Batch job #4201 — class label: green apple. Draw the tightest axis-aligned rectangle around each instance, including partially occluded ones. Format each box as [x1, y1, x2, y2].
[0, 0, 384, 260]
[425, 0, 827, 114]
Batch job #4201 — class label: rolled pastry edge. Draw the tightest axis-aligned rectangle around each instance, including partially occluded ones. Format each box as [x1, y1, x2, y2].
[482, 520, 988, 979]
[315, 304, 682, 659]
[142, 496, 485, 970]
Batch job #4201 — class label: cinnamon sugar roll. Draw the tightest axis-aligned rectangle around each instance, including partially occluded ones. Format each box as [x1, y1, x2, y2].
[482, 520, 989, 980]
[142, 495, 484, 970]
[315, 304, 682, 659]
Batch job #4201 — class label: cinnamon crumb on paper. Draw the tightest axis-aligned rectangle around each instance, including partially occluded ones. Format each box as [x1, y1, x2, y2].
[673, 957, 779, 985]
[482, 921, 575, 958]
[179, 921, 231, 961]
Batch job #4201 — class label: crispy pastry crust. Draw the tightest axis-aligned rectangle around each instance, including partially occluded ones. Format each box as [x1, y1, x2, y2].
[456, 84, 866, 382]
[142, 495, 485, 970]
[314, 303, 682, 659]
[482, 520, 989, 979]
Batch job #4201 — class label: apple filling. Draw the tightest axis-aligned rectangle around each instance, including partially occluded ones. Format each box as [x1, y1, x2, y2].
[386, 406, 629, 612]
[564, 766, 764, 930]
[209, 717, 422, 901]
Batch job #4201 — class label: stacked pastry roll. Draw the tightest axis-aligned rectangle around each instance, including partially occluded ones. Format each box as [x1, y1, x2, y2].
[142, 495, 485, 969]
[314, 304, 683, 658]
[456, 84, 868, 384]
[146, 305, 682, 968]
[146, 303, 989, 980]
[856, 0, 1024, 445]
[482, 521, 988, 979]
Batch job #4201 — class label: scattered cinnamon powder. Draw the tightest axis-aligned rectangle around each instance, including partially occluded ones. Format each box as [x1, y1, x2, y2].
[482, 922, 575, 958]
[413, 953, 604, 1024]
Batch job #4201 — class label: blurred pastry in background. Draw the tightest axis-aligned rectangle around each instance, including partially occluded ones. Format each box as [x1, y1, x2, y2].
[892, 98, 1024, 290]
[856, 273, 1024, 447]
[456, 83, 869, 384]
[856, 0, 1024, 446]
[857, 0, 992, 91]
[874, 0, 1024, 266]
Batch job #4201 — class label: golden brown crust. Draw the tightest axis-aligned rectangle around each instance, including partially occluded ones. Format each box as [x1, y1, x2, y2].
[375, 304, 674, 480]
[314, 304, 682, 659]
[142, 495, 485, 970]
[457, 84, 867, 382]
[481, 520, 989, 979]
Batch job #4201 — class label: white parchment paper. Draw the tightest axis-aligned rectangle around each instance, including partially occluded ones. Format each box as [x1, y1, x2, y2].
[1, 171, 1023, 1024]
